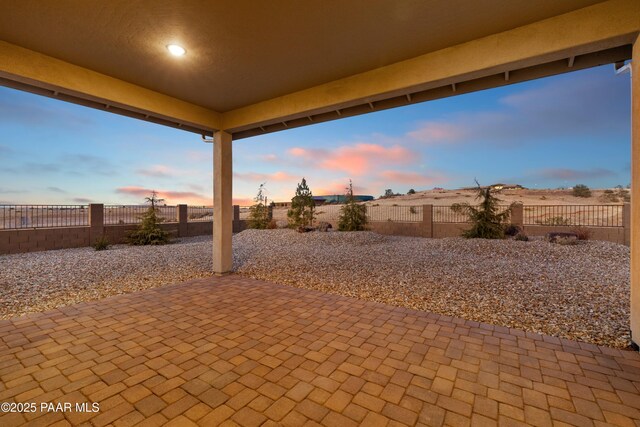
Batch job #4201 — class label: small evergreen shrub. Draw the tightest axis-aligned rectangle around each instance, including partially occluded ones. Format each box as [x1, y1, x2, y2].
[92, 236, 110, 251]
[407, 189, 416, 195]
[288, 178, 315, 228]
[338, 180, 368, 231]
[515, 233, 529, 242]
[572, 184, 591, 198]
[451, 181, 515, 239]
[128, 191, 170, 245]
[248, 183, 270, 229]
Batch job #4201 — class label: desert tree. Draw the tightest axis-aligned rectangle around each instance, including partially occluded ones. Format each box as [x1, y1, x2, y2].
[287, 178, 315, 228]
[381, 189, 397, 199]
[451, 181, 515, 239]
[338, 180, 368, 231]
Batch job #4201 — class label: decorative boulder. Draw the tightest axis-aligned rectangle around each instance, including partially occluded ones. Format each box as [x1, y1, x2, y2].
[317, 222, 332, 232]
[546, 232, 578, 245]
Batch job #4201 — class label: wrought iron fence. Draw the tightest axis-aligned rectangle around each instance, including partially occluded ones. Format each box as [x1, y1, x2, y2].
[366, 205, 423, 222]
[313, 205, 342, 223]
[0, 205, 88, 229]
[188, 206, 213, 222]
[432, 205, 513, 223]
[104, 205, 177, 225]
[0, 203, 624, 230]
[523, 205, 622, 227]
[275, 204, 424, 223]
[238, 206, 253, 220]
[432, 205, 468, 223]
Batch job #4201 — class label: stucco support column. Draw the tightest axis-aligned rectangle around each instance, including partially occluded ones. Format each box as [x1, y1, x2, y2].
[631, 37, 640, 346]
[213, 131, 233, 275]
[88, 203, 104, 245]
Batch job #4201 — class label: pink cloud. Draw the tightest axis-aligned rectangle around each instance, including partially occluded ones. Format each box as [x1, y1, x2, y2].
[407, 122, 465, 144]
[136, 164, 175, 178]
[116, 186, 255, 206]
[288, 143, 415, 175]
[314, 180, 374, 196]
[116, 186, 211, 206]
[233, 198, 254, 206]
[378, 170, 447, 186]
[234, 171, 297, 182]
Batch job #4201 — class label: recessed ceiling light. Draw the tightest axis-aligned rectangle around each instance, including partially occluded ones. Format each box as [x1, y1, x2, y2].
[167, 44, 186, 56]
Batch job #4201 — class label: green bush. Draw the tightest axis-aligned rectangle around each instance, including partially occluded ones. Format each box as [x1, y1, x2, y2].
[407, 189, 416, 195]
[451, 181, 514, 239]
[248, 183, 270, 229]
[92, 236, 110, 251]
[572, 184, 591, 198]
[248, 204, 270, 229]
[288, 178, 315, 228]
[600, 189, 619, 203]
[128, 191, 170, 245]
[610, 185, 631, 202]
[338, 180, 368, 231]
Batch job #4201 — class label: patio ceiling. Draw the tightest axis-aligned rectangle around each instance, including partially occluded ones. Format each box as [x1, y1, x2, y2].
[0, 0, 638, 139]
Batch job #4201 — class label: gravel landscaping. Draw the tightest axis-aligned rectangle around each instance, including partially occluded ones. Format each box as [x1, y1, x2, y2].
[0, 229, 631, 348]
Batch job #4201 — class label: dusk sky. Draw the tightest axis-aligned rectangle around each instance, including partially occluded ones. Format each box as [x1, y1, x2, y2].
[0, 64, 631, 207]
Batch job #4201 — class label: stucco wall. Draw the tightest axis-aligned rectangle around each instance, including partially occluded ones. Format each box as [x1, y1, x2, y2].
[524, 225, 625, 245]
[368, 221, 427, 237]
[432, 223, 625, 244]
[0, 226, 90, 254]
[0, 219, 627, 255]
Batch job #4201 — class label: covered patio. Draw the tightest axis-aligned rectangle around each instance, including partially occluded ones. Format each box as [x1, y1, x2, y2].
[1, 275, 639, 426]
[1, 0, 640, 425]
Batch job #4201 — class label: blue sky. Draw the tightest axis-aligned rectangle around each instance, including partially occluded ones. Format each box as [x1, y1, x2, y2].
[0, 64, 631, 206]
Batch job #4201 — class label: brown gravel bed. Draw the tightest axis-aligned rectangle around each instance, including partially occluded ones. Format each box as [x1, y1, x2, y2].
[0, 230, 630, 348]
[233, 229, 630, 348]
[0, 236, 214, 319]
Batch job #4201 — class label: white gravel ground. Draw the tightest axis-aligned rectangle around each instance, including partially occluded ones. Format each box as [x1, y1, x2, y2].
[0, 230, 631, 348]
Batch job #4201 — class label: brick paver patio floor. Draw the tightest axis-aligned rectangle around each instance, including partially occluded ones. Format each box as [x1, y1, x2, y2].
[1, 275, 640, 426]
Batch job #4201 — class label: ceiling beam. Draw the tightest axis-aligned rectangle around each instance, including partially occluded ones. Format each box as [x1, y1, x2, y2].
[222, 0, 640, 134]
[232, 45, 631, 140]
[0, 41, 222, 134]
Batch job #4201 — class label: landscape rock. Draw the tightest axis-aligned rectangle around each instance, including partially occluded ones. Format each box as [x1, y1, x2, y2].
[0, 230, 631, 348]
[317, 222, 332, 232]
[546, 232, 578, 245]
